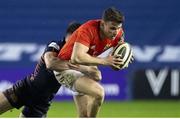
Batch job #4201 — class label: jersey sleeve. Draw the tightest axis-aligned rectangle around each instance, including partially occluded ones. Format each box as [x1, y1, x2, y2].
[44, 40, 65, 53]
[75, 25, 92, 47]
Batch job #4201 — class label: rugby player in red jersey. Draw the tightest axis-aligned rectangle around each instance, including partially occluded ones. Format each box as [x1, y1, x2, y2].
[54, 7, 126, 117]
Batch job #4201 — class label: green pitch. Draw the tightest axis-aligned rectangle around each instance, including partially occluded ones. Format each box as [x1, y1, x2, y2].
[0, 100, 180, 117]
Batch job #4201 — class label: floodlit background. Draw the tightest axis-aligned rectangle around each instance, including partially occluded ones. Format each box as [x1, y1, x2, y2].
[0, 0, 180, 117]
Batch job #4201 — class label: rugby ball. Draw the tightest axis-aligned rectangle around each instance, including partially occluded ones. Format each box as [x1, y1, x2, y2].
[111, 42, 133, 70]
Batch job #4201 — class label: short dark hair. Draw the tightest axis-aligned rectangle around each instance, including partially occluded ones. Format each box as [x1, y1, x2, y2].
[66, 22, 81, 35]
[102, 7, 124, 23]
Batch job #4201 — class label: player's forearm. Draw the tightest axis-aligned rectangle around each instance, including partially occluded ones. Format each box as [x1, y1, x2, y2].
[79, 65, 102, 81]
[71, 53, 106, 66]
[46, 57, 70, 71]
[44, 52, 70, 72]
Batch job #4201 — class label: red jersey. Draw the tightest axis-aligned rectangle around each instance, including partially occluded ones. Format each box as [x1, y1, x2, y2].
[58, 20, 124, 60]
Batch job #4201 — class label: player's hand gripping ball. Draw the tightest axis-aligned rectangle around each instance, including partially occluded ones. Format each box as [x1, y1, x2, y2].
[111, 42, 133, 70]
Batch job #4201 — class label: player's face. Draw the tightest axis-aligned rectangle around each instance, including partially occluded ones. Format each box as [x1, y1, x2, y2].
[103, 21, 122, 39]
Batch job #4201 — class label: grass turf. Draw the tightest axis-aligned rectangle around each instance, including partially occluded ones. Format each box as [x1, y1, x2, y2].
[0, 100, 180, 117]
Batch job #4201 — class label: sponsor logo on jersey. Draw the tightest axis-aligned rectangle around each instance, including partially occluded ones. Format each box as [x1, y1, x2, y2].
[48, 42, 60, 50]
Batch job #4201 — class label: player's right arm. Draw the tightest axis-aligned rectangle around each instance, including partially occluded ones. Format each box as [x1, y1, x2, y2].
[44, 41, 71, 71]
[44, 51, 71, 71]
[71, 42, 123, 68]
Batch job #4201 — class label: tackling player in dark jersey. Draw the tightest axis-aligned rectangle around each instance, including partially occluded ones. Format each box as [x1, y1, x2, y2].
[0, 22, 81, 117]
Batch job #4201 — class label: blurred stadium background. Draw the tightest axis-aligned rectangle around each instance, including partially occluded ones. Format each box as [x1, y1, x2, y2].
[0, 0, 180, 117]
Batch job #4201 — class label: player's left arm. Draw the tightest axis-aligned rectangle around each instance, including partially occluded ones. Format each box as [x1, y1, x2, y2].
[45, 51, 102, 81]
[69, 64, 102, 81]
[43, 41, 102, 75]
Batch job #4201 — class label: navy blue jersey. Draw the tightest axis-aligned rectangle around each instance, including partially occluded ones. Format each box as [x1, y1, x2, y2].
[28, 40, 66, 100]
[3, 40, 66, 116]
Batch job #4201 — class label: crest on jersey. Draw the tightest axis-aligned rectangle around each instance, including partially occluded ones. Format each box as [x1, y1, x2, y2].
[90, 45, 96, 50]
[104, 44, 111, 51]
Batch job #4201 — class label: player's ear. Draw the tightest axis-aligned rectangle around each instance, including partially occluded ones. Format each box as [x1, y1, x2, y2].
[101, 20, 105, 24]
[101, 20, 106, 27]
